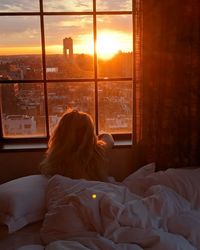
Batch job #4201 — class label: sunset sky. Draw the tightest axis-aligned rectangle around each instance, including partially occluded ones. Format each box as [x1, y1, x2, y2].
[0, 0, 133, 59]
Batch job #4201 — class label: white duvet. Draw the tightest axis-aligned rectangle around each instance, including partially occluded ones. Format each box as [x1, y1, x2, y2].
[40, 164, 200, 250]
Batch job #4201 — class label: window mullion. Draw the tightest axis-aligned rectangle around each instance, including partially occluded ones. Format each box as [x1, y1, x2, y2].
[39, 0, 50, 139]
[132, 0, 143, 144]
[132, 0, 137, 145]
[0, 2, 137, 143]
[0, 85, 3, 139]
[93, 0, 99, 135]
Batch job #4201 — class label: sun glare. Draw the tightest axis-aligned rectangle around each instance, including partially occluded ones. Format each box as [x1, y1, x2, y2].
[96, 31, 127, 60]
[0, 30, 132, 58]
[46, 45, 63, 54]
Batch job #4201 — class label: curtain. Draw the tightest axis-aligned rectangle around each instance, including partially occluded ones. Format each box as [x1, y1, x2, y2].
[141, 0, 200, 169]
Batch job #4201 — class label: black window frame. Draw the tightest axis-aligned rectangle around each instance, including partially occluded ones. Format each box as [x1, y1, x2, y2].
[0, 0, 142, 148]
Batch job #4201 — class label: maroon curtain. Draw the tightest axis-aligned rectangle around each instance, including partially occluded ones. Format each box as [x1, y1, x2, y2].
[141, 0, 200, 169]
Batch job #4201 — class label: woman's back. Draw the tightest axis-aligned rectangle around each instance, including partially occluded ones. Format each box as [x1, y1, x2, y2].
[40, 110, 114, 181]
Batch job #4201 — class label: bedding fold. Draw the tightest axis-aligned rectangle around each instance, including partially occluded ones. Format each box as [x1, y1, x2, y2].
[40, 173, 200, 249]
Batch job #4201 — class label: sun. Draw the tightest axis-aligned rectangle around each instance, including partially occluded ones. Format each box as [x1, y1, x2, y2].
[81, 31, 132, 60]
[96, 31, 124, 60]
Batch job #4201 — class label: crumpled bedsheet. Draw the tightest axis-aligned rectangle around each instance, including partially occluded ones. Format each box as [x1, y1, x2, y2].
[40, 167, 200, 250]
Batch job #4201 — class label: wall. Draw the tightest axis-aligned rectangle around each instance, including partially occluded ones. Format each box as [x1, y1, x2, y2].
[0, 145, 146, 184]
[142, 0, 200, 168]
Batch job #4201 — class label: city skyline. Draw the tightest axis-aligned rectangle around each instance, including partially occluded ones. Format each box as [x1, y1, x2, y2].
[0, 0, 133, 137]
[0, 51, 133, 137]
[0, 1, 133, 60]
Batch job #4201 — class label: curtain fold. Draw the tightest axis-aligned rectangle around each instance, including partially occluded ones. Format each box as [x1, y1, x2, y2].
[133, 0, 143, 143]
[141, 0, 200, 169]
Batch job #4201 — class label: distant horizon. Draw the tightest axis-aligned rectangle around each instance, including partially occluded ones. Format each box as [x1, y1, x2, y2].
[0, 50, 133, 58]
[1, 14, 133, 60]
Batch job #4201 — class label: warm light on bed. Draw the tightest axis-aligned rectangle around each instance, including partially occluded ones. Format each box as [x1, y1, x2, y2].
[92, 193, 97, 199]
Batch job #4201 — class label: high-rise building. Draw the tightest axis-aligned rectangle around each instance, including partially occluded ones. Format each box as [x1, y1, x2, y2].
[63, 37, 73, 61]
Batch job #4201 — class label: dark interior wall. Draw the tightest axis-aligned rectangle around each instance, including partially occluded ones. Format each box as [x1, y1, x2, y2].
[0, 151, 44, 184]
[0, 146, 146, 184]
[142, 0, 200, 169]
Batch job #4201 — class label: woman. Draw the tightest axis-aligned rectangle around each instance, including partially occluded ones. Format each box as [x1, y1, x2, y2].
[40, 109, 114, 181]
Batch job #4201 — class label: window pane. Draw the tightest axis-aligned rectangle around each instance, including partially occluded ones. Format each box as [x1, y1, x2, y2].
[44, 16, 94, 80]
[43, 0, 92, 12]
[47, 82, 95, 133]
[0, 16, 42, 80]
[97, 15, 133, 78]
[96, 0, 132, 11]
[0, 0, 39, 12]
[98, 81, 132, 134]
[0, 83, 46, 137]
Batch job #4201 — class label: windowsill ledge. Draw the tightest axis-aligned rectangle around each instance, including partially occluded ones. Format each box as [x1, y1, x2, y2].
[113, 140, 132, 147]
[0, 140, 132, 152]
[0, 142, 47, 152]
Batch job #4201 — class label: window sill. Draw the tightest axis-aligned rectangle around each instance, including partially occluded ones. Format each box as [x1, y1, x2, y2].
[0, 142, 47, 152]
[0, 139, 132, 152]
[113, 140, 132, 148]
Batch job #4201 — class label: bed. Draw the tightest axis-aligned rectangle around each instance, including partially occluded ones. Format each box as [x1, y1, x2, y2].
[1, 163, 200, 250]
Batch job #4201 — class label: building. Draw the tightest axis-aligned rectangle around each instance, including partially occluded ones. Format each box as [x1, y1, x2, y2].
[3, 115, 36, 135]
[63, 37, 73, 61]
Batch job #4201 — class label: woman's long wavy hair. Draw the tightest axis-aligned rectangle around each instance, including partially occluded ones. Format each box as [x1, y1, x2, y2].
[40, 110, 108, 181]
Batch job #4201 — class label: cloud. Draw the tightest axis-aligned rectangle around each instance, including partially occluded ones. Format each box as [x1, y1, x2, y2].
[44, 16, 93, 46]
[0, 0, 39, 12]
[0, 16, 41, 46]
[0, 1, 132, 53]
[0, 0, 131, 12]
[75, 0, 90, 9]
[97, 0, 132, 11]
[97, 15, 132, 33]
[43, 0, 91, 12]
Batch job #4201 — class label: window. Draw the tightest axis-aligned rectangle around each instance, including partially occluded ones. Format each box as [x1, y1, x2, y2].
[0, 0, 142, 145]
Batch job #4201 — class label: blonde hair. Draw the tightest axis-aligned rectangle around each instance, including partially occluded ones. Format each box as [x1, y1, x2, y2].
[40, 110, 108, 181]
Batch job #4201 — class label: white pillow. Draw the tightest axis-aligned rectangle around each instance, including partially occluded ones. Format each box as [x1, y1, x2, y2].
[126, 163, 156, 178]
[122, 163, 156, 196]
[124, 165, 200, 207]
[143, 168, 200, 209]
[0, 175, 48, 233]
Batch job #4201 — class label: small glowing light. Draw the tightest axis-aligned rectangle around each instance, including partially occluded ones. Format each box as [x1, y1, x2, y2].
[92, 193, 97, 199]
